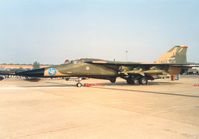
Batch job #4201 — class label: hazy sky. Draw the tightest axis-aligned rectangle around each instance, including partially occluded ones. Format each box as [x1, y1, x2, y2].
[0, 0, 198, 64]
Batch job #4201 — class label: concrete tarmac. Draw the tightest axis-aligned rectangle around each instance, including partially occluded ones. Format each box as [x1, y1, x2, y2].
[0, 76, 199, 139]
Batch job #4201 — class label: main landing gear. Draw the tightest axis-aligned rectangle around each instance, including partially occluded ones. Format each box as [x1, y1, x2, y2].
[0, 76, 4, 81]
[126, 76, 148, 85]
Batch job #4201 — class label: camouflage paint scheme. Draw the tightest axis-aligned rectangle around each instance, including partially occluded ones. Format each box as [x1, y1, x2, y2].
[16, 45, 197, 86]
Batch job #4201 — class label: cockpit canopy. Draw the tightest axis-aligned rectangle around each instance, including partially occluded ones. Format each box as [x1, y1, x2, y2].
[70, 58, 107, 64]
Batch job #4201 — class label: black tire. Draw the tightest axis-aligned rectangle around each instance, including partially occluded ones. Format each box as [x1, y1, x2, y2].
[127, 79, 134, 84]
[110, 78, 116, 83]
[76, 83, 83, 87]
[133, 79, 140, 85]
[0, 76, 4, 81]
[139, 77, 148, 85]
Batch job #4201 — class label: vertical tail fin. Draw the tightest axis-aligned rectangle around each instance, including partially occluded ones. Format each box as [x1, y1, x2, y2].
[154, 45, 188, 64]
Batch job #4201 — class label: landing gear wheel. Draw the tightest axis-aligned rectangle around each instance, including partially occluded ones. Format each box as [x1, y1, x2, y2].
[0, 76, 4, 81]
[133, 79, 140, 85]
[139, 77, 148, 85]
[110, 78, 116, 83]
[76, 83, 83, 87]
[127, 79, 134, 84]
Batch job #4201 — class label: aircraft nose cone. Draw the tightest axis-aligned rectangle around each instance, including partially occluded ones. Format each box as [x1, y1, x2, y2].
[16, 68, 45, 77]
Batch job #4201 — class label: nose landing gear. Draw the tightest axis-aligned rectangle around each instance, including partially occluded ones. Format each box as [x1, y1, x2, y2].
[76, 82, 83, 87]
[75, 78, 83, 87]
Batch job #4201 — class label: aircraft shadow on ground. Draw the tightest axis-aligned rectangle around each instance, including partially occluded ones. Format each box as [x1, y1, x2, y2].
[98, 81, 182, 86]
[18, 81, 199, 98]
[19, 81, 181, 88]
[91, 86, 199, 99]
[19, 81, 74, 88]
[23, 79, 41, 82]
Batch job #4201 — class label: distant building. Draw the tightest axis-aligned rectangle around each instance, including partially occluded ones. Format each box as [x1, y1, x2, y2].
[0, 64, 49, 70]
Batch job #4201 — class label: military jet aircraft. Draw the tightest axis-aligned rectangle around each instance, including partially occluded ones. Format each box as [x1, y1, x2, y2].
[16, 45, 197, 87]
